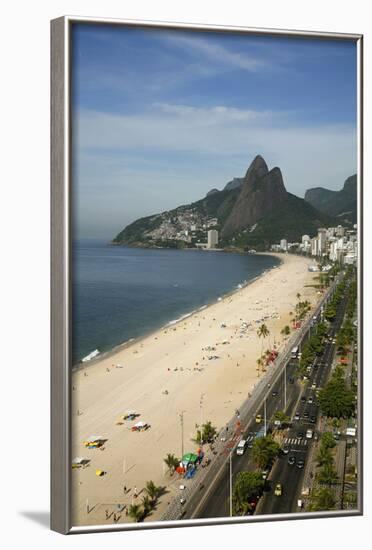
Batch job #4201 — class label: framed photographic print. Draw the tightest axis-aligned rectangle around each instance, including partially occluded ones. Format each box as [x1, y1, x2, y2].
[51, 15, 363, 534]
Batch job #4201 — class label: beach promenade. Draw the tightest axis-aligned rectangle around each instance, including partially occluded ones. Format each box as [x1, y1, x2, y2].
[71, 253, 320, 526]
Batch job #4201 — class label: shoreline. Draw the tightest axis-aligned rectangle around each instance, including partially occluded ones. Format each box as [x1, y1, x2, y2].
[73, 252, 282, 371]
[71, 252, 318, 526]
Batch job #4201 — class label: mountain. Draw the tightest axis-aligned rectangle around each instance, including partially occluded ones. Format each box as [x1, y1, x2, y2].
[113, 155, 337, 251]
[223, 177, 244, 192]
[222, 156, 287, 237]
[206, 188, 220, 197]
[304, 174, 357, 224]
[228, 193, 335, 250]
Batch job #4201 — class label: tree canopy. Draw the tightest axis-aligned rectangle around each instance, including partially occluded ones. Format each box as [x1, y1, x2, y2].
[251, 436, 280, 469]
[308, 487, 336, 512]
[233, 471, 265, 515]
[318, 369, 355, 418]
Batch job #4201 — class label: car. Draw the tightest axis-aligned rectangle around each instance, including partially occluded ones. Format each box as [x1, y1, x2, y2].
[297, 459, 305, 469]
[288, 456, 296, 466]
[310, 415, 316, 423]
[272, 391, 278, 397]
[262, 469, 269, 480]
[255, 414, 262, 423]
[300, 396, 306, 403]
[311, 382, 317, 389]
[294, 412, 300, 421]
[334, 433, 340, 441]
[303, 411, 309, 419]
[274, 483, 282, 496]
[308, 396, 314, 404]
[289, 377, 295, 384]
[297, 431, 304, 439]
[282, 445, 290, 455]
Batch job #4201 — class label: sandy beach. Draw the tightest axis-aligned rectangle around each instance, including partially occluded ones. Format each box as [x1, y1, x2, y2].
[71, 252, 320, 526]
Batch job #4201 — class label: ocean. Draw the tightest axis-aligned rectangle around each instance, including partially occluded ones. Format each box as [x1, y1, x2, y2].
[72, 240, 281, 365]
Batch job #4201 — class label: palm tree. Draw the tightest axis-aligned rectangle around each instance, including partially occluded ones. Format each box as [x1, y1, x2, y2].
[273, 410, 290, 427]
[195, 420, 217, 444]
[308, 488, 336, 511]
[252, 436, 280, 469]
[257, 323, 270, 357]
[144, 480, 160, 503]
[141, 495, 153, 516]
[295, 293, 302, 324]
[163, 453, 179, 475]
[128, 504, 143, 522]
[256, 357, 263, 377]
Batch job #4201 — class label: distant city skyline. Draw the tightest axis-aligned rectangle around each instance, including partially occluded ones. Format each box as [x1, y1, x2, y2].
[72, 24, 357, 239]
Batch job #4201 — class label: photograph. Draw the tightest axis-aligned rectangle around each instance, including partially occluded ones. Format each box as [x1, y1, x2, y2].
[65, 20, 361, 529]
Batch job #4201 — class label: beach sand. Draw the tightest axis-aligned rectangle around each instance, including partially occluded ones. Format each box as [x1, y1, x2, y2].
[71, 253, 320, 526]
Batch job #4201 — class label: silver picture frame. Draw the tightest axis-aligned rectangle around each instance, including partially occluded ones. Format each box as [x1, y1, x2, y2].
[51, 15, 363, 534]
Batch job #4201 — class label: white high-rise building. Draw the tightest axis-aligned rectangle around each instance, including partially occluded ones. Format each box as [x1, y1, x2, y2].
[280, 239, 288, 251]
[317, 228, 327, 254]
[207, 229, 219, 249]
[335, 225, 345, 237]
[311, 237, 319, 256]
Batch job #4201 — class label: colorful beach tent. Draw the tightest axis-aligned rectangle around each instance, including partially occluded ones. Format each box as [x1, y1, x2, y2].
[86, 435, 103, 442]
[72, 457, 85, 464]
[182, 453, 198, 465]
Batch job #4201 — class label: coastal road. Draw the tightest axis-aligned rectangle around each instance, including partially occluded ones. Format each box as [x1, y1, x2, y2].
[162, 276, 342, 522]
[257, 290, 350, 516]
[186, 283, 348, 520]
[183, 360, 301, 519]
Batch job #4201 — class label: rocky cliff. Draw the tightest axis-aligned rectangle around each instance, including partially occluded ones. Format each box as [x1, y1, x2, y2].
[304, 174, 357, 224]
[222, 155, 287, 237]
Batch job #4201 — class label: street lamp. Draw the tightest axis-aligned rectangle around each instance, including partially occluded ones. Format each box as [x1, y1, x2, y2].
[179, 410, 186, 458]
[284, 362, 287, 410]
[200, 393, 205, 446]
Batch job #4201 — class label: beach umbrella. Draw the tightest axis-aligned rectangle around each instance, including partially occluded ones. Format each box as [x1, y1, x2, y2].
[182, 453, 198, 464]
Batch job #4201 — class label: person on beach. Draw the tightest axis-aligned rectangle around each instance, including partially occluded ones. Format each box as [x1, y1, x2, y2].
[105, 509, 109, 519]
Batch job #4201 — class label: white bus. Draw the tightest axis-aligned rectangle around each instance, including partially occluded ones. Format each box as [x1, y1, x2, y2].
[291, 346, 299, 359]
[236, 439, 247, 456]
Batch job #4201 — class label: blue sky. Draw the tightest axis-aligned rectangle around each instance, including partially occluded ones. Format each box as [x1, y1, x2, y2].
[72, 23, 357, 239]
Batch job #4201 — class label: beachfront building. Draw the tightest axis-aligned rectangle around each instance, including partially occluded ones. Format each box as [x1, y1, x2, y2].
[300, 234, 311, 254]
[311, 237, 319, 257]
[207, 229, 219, 249]
[335, 225, 345, 237]
[280, 239, 287, 251]
[317, 228, 327, 255]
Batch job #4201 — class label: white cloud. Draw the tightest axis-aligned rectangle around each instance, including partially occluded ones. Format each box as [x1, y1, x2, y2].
[73, 104, 356, 238]
[75, 105, 356, 177]
[163, 33, 266, 72]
